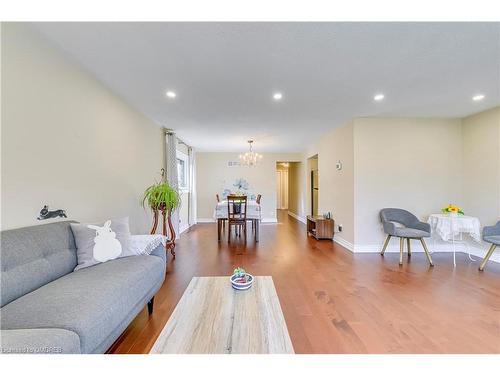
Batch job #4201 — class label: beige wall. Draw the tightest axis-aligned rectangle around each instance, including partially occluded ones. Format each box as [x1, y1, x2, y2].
[287, 162, 306, 217]
[462, 107, 500, 227]
[1, 24, 164, 232]
[196, 152, 302, 221]
[296, 117, 465, 248]
[291, 113, 498, 258]
[315, 123, 355, 244]
[286, 131, 354, 242]
[286, 125, 355, 244]
[353, 118, 463, 247]
[309, 157, 318, 171]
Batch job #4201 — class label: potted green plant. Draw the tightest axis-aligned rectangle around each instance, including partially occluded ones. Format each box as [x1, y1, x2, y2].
[142, 181, 181, 257]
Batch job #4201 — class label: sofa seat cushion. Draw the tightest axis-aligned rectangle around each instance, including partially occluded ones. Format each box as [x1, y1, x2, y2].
[0, 328, 81, 354]
[0, 254, 165, 353]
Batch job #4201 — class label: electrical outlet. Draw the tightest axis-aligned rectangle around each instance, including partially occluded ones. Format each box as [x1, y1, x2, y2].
[338, 224, 343, 232]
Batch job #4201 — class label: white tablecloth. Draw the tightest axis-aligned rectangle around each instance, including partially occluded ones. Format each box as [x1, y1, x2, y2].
[427, 214, 481, 242]
[214, 200, 262, 220]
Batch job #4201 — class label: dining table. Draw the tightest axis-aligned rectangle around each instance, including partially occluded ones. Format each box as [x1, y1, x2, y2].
[427, 213, 481, 267]
[214, 199, 262, 242]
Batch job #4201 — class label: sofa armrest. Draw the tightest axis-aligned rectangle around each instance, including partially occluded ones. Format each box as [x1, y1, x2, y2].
[0, 328, 81, 354]
[149, 243, 167, 264]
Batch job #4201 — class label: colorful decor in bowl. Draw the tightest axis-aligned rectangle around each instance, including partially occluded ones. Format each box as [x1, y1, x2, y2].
[441, 204, 464, 217]
[230, 267, 254, 290]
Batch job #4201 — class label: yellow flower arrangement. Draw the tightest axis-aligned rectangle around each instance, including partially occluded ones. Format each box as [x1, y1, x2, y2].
[441, 204, 464, 215]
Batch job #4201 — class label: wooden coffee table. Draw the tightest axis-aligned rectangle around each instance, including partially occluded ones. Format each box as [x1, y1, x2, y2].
[150, 276, 294, 354]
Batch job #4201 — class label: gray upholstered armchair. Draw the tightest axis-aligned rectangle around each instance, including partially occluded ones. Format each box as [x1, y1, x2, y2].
[380, 208, 434, 266]
[479, 221, 500, 271]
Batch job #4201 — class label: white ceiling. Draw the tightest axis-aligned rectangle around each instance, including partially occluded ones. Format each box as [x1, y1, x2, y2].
[32, 22, 500, 152]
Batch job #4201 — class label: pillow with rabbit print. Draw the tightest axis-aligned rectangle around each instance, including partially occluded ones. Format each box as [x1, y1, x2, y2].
[70, 217, 134, 271]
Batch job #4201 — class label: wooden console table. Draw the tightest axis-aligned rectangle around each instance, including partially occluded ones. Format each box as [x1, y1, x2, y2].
[307, 215, 334, 240]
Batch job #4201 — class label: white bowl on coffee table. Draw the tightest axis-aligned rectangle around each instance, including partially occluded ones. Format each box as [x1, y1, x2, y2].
[230, 273, 254, 290]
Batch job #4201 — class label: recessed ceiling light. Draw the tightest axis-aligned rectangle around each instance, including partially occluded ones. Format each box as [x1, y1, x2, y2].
[472, 94, 485, 102]
[373, 93, 385, 101]
[273, 92, 283, 101]
[166, 91, 177, 99]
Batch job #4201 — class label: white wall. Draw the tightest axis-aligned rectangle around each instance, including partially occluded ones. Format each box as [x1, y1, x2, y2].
[196, 152, 302, 222]
[1, 24, 164, 232]
[462, 107, 500, 226]
[353, 118, 463, 248]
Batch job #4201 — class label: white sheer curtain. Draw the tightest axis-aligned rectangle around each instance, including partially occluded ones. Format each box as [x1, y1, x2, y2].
[165, 132, 180, 240]
[188, 147, 197, 226]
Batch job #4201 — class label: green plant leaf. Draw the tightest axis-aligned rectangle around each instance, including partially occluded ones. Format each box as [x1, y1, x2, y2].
[142, 181, 181, 211]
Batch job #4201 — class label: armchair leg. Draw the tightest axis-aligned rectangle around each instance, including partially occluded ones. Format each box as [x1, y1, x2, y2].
[479, 244, 497, 271]
[407, 238, 411, 256]
[381, 235, 391, 255]
[419, 238, 434, 266]
[399, 237, 404, 265]
[147, 297, 155, 315]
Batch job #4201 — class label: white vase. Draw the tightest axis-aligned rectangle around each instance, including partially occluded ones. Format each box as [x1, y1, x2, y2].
[448, 212, 458, 217]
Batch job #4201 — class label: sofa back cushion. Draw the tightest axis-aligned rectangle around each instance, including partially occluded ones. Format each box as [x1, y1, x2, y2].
[1, 221, 78, 307]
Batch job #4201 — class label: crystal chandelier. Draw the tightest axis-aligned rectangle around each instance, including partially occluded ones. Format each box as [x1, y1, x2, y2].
[239, 140, 263, 166]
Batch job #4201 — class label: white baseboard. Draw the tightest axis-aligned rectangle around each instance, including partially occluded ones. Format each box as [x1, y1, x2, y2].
[333, 236, 355, 252]
[176, 223, 194, 239]
[196, 218, 215, 223]
[179, 224, 190, 234]
[287, 211, 306, 224]
[354, 239, 500, 263]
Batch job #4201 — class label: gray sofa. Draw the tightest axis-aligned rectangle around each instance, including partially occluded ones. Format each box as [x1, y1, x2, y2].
[0, 221, 166, 354]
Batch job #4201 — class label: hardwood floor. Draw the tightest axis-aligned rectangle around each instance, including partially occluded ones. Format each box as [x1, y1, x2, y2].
[108, 210, 500, 354]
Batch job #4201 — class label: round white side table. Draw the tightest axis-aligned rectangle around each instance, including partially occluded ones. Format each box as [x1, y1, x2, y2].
[427, 213, 481, 267]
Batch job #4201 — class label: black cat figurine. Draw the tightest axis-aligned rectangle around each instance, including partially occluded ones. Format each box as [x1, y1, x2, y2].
[37, 205, 67, 220]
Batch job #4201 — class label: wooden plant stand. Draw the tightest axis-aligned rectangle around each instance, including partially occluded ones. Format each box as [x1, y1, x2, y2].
[150, 207, 176, 258]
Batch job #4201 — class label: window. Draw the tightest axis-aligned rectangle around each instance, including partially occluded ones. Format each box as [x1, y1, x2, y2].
[177, 151, 189, 191]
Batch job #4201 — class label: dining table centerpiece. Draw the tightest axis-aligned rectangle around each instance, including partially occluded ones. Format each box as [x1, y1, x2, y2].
[441, 204, 464, 217]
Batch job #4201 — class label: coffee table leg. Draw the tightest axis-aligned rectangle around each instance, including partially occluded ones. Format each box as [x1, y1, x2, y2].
[255, 219, 260, 242]
[218, 219, 221, 242]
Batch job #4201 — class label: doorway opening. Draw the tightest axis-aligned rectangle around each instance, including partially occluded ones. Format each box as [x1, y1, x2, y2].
[308, 155, 318, 216]
[276, 161, 302, 223]
[276, 162, 289, 211]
